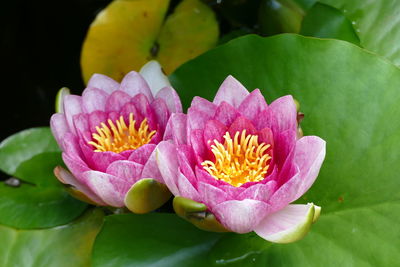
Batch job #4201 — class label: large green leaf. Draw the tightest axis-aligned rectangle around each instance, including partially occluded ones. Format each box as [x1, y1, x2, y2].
[300, 3, 360, 45]
[165, 34, 400, 265]
[0, 128, 87, 228]
[92, 213, 222, 267]
[302, 0, 400, 66]
[0, 208, 104, 267]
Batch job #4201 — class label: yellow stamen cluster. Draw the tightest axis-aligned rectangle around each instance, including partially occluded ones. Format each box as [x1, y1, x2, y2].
[88, 113, 156, 153]
[201, 130, 271, 187]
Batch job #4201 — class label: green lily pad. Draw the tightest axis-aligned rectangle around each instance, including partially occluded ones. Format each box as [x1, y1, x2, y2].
[92, 213, 222, 267]
[0, 208, 104, 267]
[300, 0, 400, 66]
[300, 3, 360, 45]
[0, 128, 87, 228]
[81, 0, 218, 83]
[167, 34, 400, 265]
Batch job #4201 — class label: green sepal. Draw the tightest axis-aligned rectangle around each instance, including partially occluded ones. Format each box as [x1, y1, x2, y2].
[55, 87, 70, 113]
[124, 178, 171, 214]
[173, 196, 229, 232]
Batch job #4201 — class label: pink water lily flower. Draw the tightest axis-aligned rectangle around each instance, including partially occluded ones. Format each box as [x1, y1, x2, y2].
[50, 61, 181, 207]
[157, 76, 325, 243]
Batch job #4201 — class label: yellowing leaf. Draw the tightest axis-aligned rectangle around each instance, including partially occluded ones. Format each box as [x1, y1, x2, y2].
[81, 0, 219, 83]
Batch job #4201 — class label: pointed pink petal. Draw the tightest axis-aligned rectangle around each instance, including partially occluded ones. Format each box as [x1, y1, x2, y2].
[55, 166, 106, 205]
[105, 90, 131, 112]
[164, 113, 188, 145]
[50, 113, 69, 150]
[82, 87, 109, 113]
[155, 86, 182, 113]
[106, 160, 143, 184]
[228, 116, 257, 136]
[120, 71, 153, 100]
[258, 127, 274, 146]
[291, 136, 326, 200]
[190, 129, 207, 161]
[141, 146, 163, 182]
[156, 141, 180, 195]
[62, 153, 90, 177]
[88, 110, 107, 133]
[191, 96, 217, 116]
[187, 107, 212, 132]
[63, 95, 82, 134]
[128, 144, 156, 164]
[73, 113, 90, 142]
[269, 136, 325, 211]
[213, 101, 240, 126]
[130, 94, 150, 117]
[274, 129, 296, 169]
[269, 95, 297, 133]
[83, 171, 131, 207]
[87, 74, 119, 94]
[213, 75, 249, 108]
[238, 89, 268, 122]
[253, 109, 274, 131]
[213, 199, 269, 233]
[254, 204, 315, 243]
[150, 98, 170, 130]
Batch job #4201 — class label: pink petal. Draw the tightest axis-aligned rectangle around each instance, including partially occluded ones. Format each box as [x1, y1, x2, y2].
[254, 204, 315, 243]
[191, 96, 217, 116]
[141, 145, 163, 182]
[73, 114, 90, 142]
[274, 129, 296, 169]
[190, 129, 207, 161]
[213, 101, 240, 126]
[105, 90, 131, 112]
[119, 71, 153, 100]
[50, 114, 69, 150]
[63, 95, 82, 134]
[187, 107, 212, 132]
[156, 141, 180, 195]
[82, 87, 109, 113]
[198, 182, 229, 207]
[54, 166, 106, 205]
[88, 111, 107, 133]
[164, 113, 188, 145]
[87, 74, 119, 94]
[237, 181, 277, 202]
[63, 133, 85, 159]
[269, 136, 325, 211]
[176, 171, 200, 202]
[269, 95, 297, 133]
[228, 116, 257, 136]
[213, 75, 250, 108]
[62, 153, 90, 177]
[128, 144, 156, 164]
[150, 98, 170, 130]
[258, 127, 274, 146]
[253, 109, 274, 131]
[130, 94, 150, 118]
[83, 171, 131, 207]
[90, 151, 125, 172]
[106, 160, 144, 183]
[155, 86, 183, 113]
[238, 89, 268, 121]
[203, 120, 227, 149]
[213, 199, 269, 233]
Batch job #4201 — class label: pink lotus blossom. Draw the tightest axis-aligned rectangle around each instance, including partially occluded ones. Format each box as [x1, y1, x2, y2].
[157, 76, 325, 243]
[50, 61, 181, 207]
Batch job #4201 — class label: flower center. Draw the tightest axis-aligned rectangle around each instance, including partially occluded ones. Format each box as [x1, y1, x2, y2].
[88, 113, 156, 153]
[201, 130, 271, 187]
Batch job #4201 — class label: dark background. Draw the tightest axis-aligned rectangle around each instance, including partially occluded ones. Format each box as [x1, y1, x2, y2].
[0, 0, 113, 142]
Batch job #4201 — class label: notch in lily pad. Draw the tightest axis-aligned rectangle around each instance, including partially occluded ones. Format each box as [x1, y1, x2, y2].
[173, 196, 229, 233]
[124, 178, 171, 214]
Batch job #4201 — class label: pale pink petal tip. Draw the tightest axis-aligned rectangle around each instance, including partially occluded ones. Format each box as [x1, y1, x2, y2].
[254, 203, 316, 243]
[140, 60, 171, 95]
[213, 75, 250, 108]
